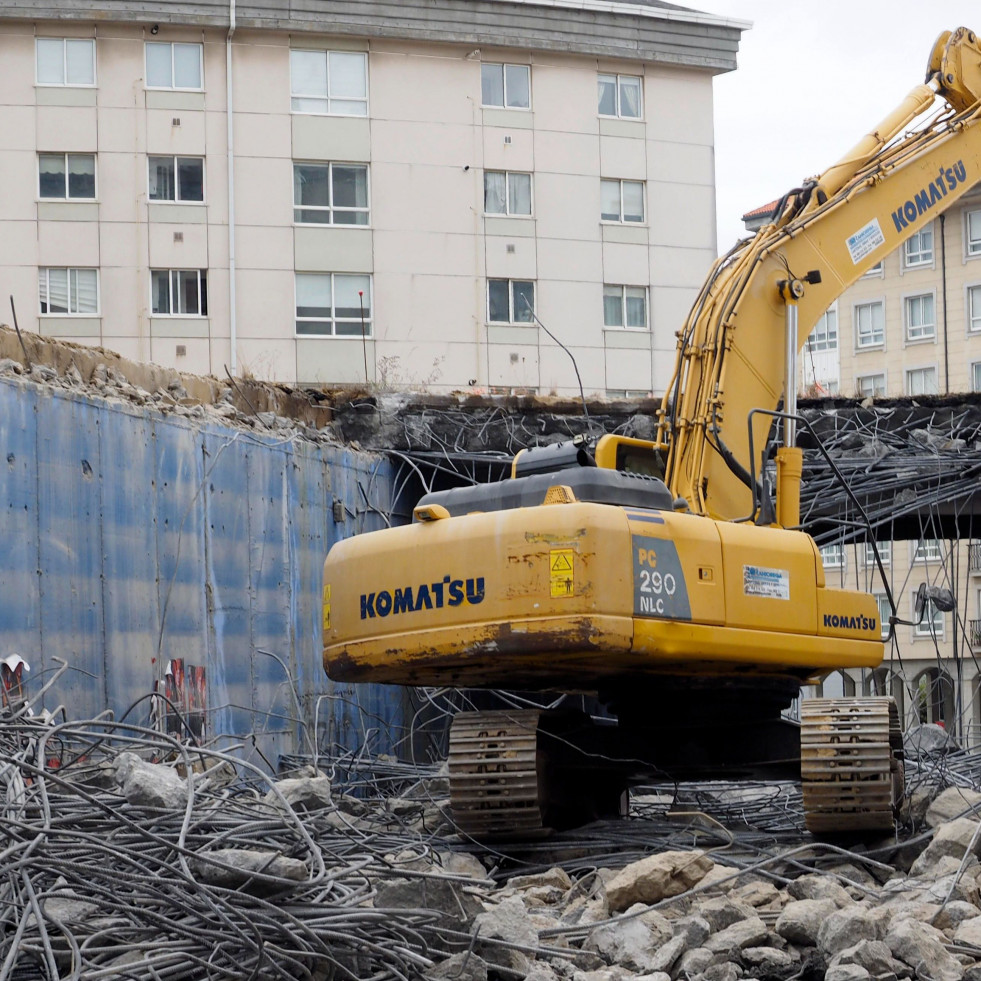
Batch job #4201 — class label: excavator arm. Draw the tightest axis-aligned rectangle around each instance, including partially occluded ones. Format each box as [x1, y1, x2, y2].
[659, 27, 981, 522]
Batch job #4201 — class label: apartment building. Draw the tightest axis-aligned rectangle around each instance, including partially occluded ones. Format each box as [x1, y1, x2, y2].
[803, 182, 981, 400]
[0, 1, 744, 394]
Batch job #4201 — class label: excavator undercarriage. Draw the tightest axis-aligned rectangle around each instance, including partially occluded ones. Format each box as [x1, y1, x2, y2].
[446, 688, 904, 838]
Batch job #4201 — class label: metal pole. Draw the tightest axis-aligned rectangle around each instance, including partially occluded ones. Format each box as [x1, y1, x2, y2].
[785, 302, 798, 447]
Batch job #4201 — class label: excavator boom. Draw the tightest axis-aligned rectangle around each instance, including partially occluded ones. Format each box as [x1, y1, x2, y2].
[659, 27, 981, 521]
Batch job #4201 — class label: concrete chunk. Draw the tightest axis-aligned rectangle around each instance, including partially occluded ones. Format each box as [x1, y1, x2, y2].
[604, 850, 714, 913]
[112, 753, 187, 809]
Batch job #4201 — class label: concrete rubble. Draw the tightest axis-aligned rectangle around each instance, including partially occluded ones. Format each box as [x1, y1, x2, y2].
[6, 710, 981, 980]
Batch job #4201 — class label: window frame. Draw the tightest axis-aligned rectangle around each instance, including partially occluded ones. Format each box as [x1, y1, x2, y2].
[820, 544, 845, 569]
[865, 541, 891, 566]
[854, 298, 885, 349]
[147, 155, 206, 204]
[806, 303, 838, 353]
[905, 365, 938, 396]
[903, 224, 934, 268]
[972, 361, 981, 393]
[38, 267, 100, 316]
[292, 161, 370, 225]
[967, 208, 981, 257]
[150, 269, 208, 317]
[35, 37, 96, 87]
[482, 170, 533, 218]
[862, 260, 884, 278]
[294, 272, 373, 337]
[968, 284, 981, 334]
[480, 62, 531, 110]
[904, 291, 936, 343]
[600, 178, 645, 224]
[602, 284, 648, 331]
[38, 152, 97, 201]
[912, 538, 943, 562]
[144, 41, 204, 92]
[597, 72, 643, 119]
[486, 278, 536, 325]
[856, 372, 886, 398]
[873, 593, 891, 640]
[289, 49, 369, 116]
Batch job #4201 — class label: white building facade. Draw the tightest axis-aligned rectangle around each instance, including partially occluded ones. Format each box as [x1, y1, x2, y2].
[0, 0, 744, 393]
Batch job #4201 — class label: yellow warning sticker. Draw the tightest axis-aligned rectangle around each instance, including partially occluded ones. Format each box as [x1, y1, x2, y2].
[322, 584, 331, 633]
[550, 549, 574, 597]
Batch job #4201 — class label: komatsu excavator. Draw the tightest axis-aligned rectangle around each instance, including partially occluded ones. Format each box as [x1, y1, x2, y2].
[323, 28, 981, 836]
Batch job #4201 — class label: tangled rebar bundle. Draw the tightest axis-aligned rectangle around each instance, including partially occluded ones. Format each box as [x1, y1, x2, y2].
[0, 672, 472, 981]
[798, 399, 981, 545]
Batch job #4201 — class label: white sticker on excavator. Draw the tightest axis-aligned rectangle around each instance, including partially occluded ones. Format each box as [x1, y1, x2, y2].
[846, 218, 885, 265]
[743, 565, 790, 600]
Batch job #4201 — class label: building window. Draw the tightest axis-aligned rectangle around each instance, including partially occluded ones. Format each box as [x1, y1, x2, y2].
[36, 38, 95, 86]
[38, 153, 95, 200]
[968, 210, 981, 256]
[481, 63, 530, 109]
[293, 163, 368, 224]
[913, 539, 942, 562]
[145, 42, 203, 90]
[488, 279, 535, 324]
[290, 50, 368, 116]
[151, 270, 207, 316]
[39, 268, 98, 315]
[969, 285, 981, 333]
[148, 156, 204, 203]
[972, 362, 981, 392]
[606, 389, 652, 399]
[906, 366, 938, 396]
[483, 171, 532, 216]
[601, 179, 644, 223]
[904, 225, 933, 266]
[905, 293, 935, 341]
[597, 73, 642, 118]
[874, 594, 891, 639]
[862, 260, 884, 277]
[913, 592, 944, 638]
[806, 304, 837, 352]
[295, 273, 371, 336]
[603, 285, 647, 330]
[865, 541, 891, 566]
[854, 300, 884, 348]
[856, 373, 885, 398]
[820, 544, 844, 569]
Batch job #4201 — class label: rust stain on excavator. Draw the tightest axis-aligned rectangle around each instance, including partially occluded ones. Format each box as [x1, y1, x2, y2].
[325, 617, 604, 685]
[523, 528, 587, 543]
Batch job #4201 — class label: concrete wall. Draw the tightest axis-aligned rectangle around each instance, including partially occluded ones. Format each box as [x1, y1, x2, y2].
[0, 374, 402, 767]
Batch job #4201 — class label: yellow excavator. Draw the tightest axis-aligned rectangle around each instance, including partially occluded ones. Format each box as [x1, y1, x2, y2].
[323, 28, 981, 837]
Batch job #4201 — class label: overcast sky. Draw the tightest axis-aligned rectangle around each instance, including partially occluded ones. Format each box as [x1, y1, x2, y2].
[691, 0, 981, 253]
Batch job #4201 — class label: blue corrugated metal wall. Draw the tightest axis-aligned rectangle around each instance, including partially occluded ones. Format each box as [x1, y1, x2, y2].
[0, 377, 404, 767]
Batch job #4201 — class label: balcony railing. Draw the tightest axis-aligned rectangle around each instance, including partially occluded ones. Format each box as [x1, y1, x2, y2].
[970, 543, 981, 574]
[970, 619, 981, 647]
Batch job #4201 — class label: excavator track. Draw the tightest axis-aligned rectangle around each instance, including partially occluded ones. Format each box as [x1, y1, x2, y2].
[447, 709, 547, 838]
[800, 697, 904, 835]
